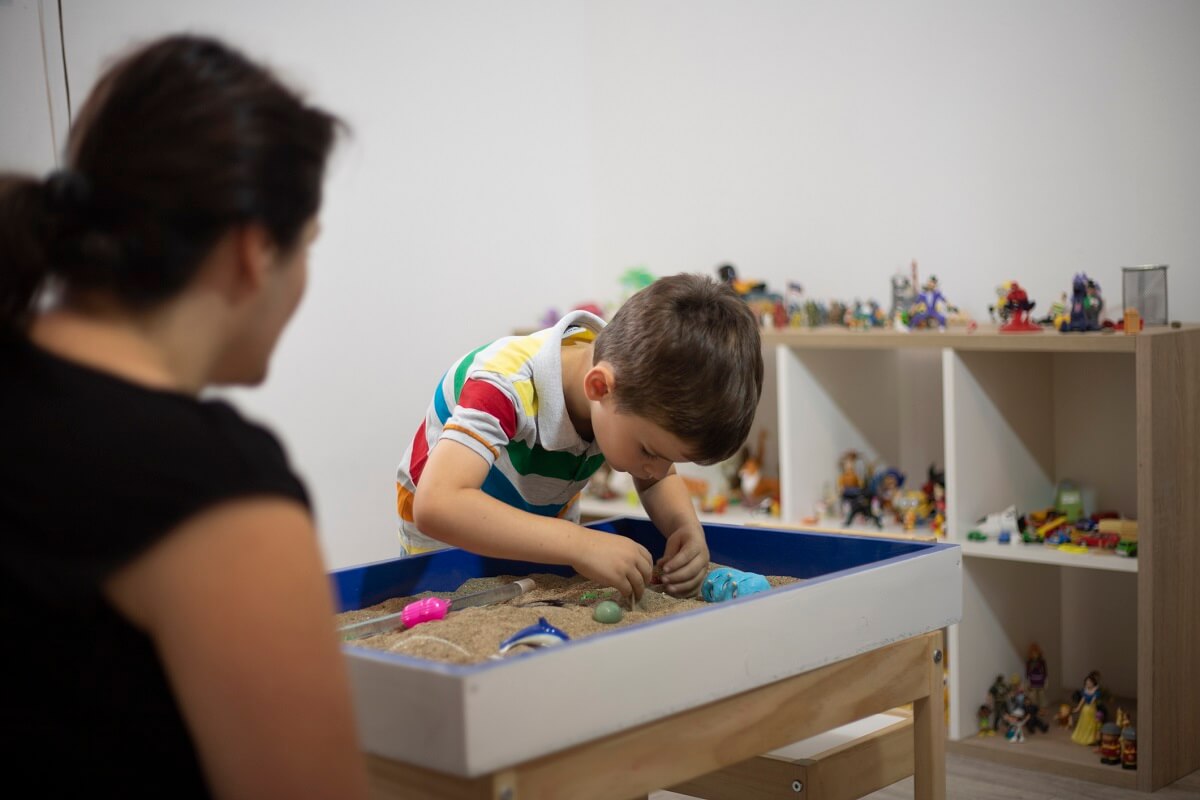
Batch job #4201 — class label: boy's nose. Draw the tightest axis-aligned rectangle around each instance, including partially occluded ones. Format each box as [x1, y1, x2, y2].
[646, 460, 670, 481]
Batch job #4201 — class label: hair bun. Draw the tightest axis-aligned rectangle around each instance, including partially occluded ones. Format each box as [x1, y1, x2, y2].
[42, 168, 93, 219]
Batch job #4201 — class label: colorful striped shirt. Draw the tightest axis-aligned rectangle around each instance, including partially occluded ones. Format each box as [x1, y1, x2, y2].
[395, 310, 607, 554]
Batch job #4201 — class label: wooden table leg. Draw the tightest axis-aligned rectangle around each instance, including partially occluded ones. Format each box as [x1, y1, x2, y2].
[912, 632, 946, 800]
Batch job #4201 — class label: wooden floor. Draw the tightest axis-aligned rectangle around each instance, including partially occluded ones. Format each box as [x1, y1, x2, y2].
[651, 751, 1200, 799]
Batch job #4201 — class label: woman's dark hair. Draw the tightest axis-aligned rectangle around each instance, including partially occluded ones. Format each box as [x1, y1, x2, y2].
[0, 34, 341, 328]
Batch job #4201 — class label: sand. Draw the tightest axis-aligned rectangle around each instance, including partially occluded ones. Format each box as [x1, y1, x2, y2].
[335, 566, 799, 665]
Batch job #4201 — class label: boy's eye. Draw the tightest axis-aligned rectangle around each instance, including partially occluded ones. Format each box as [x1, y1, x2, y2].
[641, 447, 655, 458]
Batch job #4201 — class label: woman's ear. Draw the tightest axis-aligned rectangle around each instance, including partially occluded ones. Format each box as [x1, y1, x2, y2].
[231, 223, 278, 292]
[582, 364, 615, 402]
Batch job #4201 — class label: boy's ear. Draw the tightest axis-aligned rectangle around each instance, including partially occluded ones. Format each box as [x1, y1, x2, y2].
[583, 364, 615, 402]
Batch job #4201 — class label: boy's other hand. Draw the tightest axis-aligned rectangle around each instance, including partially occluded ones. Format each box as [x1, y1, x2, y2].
[658, 525, 709, 598]
[572, 529, 653, 602]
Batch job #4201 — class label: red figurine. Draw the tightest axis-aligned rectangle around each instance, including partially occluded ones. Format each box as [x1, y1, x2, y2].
[999, 281, 1041, 332]
[1121, 725, 1137, 770]
[1099, 722, 1122, 765]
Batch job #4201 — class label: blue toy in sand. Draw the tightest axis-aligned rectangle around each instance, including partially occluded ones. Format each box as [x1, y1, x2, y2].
[701, 567, 772, 602]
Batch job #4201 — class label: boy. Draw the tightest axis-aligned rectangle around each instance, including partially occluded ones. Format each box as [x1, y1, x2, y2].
[395, 273, 763, 600]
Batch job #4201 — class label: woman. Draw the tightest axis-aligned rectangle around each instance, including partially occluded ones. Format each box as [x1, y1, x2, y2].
[0, 35, 370, 798]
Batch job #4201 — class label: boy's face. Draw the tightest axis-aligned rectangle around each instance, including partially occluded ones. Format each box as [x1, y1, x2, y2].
[591, 404, 693, 481]
[582, 361, 694, 480]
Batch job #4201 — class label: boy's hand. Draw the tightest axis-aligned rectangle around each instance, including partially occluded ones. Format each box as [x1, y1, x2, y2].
[571, 528, 653, 602]
[657, 525, 709, 598]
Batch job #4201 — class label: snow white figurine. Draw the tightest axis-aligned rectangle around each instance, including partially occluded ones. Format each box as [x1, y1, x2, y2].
[1071, 671, 1103, 745]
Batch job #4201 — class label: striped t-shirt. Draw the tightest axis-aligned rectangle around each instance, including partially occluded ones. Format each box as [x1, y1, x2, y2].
[395, 310, 607, 554]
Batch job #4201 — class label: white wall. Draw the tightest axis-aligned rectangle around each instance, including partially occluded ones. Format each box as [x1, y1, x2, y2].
[588, 0, 1200, 323]
[3, 0, 1198, 570]
[48, 0, 596, 568]
[0, 0, 67, 172]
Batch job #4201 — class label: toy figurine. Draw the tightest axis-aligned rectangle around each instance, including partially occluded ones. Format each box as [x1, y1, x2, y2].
[871, 467, 906, 520]
[1020, 693, 1049, 736]
[1121, 724, 1137, 770]
[843, 482, 883, 529]
[1056, 702, 1073, 729]
[619, 266, 655, 303]
[738, 430, 780, 508]
[889, 263, 917, 327]
[974, 505, 1019, 538]
[977, 705, 994, 736]
[999, 281, 1040, 332]
[837, 450, 863, 496]
[785, 282, 807, 326]
[1122, 306, 1142, 335]
[1062, 273, 1104, 332]
[717, 263, 766, 298]
[987, 283, 1012, 324]
[1025, 643, 1048, 709]
[918, 464, 946, 535]
[1004, 706, 1029, 743]
[701, 567, 771, 602]
[1039, 291, 1070, 329]
[907, 275, 951, 331]
[988, 674, 1009, 733]
[1071, 671, 1103, 746]
[1099, 722, 1122, 764]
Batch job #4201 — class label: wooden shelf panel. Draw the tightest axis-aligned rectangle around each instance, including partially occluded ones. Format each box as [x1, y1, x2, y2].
[763, 323, 1197, 353]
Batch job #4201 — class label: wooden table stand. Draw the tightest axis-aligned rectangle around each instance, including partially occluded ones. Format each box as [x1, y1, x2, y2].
[367, 631, 946, 800]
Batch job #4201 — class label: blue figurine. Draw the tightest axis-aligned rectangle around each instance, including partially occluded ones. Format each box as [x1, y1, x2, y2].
[1062, 273, 1104, 332]
[496, 617, 570, 655]
[907, 276, 949, 331]
[701, 567, 771, 602]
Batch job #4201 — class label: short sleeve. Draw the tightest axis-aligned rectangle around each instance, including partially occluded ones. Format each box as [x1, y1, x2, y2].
[440, 375, 522, 465]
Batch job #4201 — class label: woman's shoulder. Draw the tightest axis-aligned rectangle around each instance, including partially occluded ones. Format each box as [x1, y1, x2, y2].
[2, 331, 307, 505]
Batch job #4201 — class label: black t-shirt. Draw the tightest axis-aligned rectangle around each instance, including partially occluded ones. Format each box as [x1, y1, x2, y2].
[0, 329, 311, 796]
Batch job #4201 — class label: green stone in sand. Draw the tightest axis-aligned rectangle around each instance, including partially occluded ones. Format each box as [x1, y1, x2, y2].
[592, 600, 623, 624]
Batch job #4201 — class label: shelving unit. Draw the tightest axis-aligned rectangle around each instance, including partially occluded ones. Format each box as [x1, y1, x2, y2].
[769, 323, 1199, 793]
[578, 495, 767, 526]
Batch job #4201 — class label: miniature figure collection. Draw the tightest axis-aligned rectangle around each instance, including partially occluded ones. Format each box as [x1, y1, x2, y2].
[965, 479, 1138, 559]
[792, 450, 947, 536]
[975, 647, 1137, 771]
[547, 260, 1174, 352]
[558, 260, 1175, 524]
[705, 260, 1170, 335]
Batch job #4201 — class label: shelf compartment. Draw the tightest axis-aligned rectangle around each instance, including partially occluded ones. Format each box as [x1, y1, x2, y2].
[777, 346, 944, 525]
[943, 350, 1137, 541]
[949, 557, 1137, 743]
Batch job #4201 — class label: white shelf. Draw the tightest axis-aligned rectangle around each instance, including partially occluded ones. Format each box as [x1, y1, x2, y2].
[955, 539, 1137, 573]
[578, 496, 769, 526]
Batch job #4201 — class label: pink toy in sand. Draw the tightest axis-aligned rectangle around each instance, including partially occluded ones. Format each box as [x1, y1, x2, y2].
[339, 578, 535, 640]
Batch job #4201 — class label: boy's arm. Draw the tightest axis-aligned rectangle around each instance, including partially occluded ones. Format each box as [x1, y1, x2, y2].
[414, 439, 653, 600]
[634, 467, 710, 598]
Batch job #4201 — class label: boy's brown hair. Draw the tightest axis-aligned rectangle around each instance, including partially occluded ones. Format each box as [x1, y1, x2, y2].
[593, 272, 763, 464]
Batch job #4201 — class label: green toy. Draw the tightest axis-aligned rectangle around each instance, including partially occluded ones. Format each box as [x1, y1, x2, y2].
[593, 600, 623, 624]
[1055, 480, 1084, 522]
